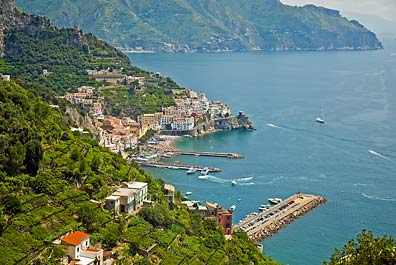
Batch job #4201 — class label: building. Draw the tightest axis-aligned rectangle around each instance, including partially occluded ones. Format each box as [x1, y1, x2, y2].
[104, 182, 148, 214]
[170, 117, 194, 131]
[60, 231, 113, 265]
[163, 184, 175, 204]
[1, 74, 10, 81]
[111, 188, 137, 214]
[121, 181, 148, 210]
[182, 201, 233, 235]
[104, 195, 120, 214]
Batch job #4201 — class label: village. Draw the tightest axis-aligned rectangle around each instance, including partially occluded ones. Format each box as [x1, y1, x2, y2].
[61, 68, 253, 160]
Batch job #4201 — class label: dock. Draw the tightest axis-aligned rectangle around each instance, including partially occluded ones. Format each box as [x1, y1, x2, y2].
[165, 150, 244, 159]
[233, 193, 326, 242]
[138, 162, 222, 172]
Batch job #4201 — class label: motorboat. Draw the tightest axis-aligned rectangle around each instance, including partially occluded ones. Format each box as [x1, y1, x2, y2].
[186, 167, 197, 174]
[231, 179, 237, 186]
[201, 167, 209, 175]
[268, 198, 283, 204]
[315, 104, 325, 124]
[185, 191, 192, 196]
[229, 205, 236, 211]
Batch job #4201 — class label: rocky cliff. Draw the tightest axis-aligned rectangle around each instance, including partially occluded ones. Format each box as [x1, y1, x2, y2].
[0, 0, 50, 56]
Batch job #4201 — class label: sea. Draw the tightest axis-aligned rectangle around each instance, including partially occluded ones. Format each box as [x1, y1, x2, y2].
[129, 36, 396, 265]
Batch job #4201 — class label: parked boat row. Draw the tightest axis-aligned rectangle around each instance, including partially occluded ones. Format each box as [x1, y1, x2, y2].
[268, 198, 283, 204]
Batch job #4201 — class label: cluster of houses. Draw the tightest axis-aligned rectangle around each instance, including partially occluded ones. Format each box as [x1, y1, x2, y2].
[87, 69, 146, 86]
[56, 181, 234, 264]
[62, 75, 233, 156]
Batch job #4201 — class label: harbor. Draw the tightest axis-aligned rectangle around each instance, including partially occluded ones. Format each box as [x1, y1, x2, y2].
[233, 193, 326, 243]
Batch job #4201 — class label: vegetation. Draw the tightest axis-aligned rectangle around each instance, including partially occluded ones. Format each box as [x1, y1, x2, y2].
[17, 0, 382, 52]
[324, 230, 396, 265]
[101, 85, 175, 117]
[0, 80, 279, 264]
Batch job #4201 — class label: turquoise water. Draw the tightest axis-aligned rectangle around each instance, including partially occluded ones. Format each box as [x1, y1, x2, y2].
[129, 37, 396, 265]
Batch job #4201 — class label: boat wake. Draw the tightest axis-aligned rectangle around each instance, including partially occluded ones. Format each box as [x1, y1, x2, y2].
[198, 175, 229, 184]
[266, 123, 281, 129]
[260, 175, 285, 185]
[237, 177, 253, 181]
[353, 183, 369, 187]
[198, 175, 255, 185]
[361, 192, 396, 202]
[368, 149, 392, 161]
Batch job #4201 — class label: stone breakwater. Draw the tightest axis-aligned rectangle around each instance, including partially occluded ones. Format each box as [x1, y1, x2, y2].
[234, 193, 326, 243]
[250, 196, 326, 242]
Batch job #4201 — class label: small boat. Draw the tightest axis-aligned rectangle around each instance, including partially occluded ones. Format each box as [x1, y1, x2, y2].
[198, 175, 209, 179]
[268, 198, 283, 204]
[315, 104, 325, 124]
[229, 205, 236, 211]
[201, 167, 209, 175]
[259, 204, 271, 211]
[185, 191, 192, 196]
[186, 167, 197, 174]
[231, 179, 237, 186]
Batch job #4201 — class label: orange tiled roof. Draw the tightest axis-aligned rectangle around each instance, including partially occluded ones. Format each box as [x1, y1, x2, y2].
[61, 231, 90, 246]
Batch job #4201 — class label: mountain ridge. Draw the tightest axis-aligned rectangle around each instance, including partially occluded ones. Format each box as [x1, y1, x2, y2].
[16, 0, 382, 53]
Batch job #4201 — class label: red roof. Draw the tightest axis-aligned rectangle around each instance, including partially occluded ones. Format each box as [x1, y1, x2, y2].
[61, 231, 90, 246]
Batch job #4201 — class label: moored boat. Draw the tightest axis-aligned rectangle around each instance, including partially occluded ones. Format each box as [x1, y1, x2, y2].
[186, 167, 197, 174]
[229, 205, 236, 211]
[201, 167, 209, 175]
[268, 198, 283, 204]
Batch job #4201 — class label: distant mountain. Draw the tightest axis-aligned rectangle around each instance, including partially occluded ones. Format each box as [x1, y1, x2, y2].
[343, 12, 396, 36]
[16, 0, 382, 52]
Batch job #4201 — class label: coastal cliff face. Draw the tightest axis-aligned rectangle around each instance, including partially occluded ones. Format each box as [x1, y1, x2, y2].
[214, 112, 255, 131]
[16, 0, 382, 52]
[0, 0, 50, 55]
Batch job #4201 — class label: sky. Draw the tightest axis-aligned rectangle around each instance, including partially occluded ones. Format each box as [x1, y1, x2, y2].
[281, 0, 396, 22]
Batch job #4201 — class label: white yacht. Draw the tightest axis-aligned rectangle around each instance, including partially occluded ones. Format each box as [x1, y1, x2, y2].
[201, 167, 209, 175]
[316, 104, 325, 124]
[268, 198, 283, 204]
[186, 167, 197, 174]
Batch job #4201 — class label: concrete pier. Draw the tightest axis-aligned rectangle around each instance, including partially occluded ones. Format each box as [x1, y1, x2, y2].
[233, 193, 326, 242]
[165, 150, 244, 159]
[138, 162, 222, 172]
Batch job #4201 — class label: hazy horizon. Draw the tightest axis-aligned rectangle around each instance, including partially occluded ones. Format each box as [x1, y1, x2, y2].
[281, 0, 396, 23]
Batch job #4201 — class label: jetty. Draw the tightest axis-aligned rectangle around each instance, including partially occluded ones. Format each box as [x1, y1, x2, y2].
[233, 193, 326, 242]
[138, 162, 222, 172]
[165, 150, 244, 159]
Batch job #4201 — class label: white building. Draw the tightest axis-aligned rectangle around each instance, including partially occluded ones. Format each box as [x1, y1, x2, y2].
[171, 117, 194, 131]
[60, 231, 112, 265]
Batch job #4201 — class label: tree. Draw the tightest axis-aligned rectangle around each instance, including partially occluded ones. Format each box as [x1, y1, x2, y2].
[2, 194, 22, 215]
[324, 230, 396, 265]
[24, 139, 43, 175]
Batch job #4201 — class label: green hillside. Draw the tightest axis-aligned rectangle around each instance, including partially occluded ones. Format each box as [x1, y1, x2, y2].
[0, 2, 280, 264]
[16, 0, 382, 52]
[0, 80, 280, 264]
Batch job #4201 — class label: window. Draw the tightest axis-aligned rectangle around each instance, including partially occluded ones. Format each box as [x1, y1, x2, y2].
[77, 247, 80, 253]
